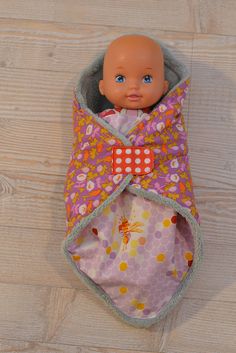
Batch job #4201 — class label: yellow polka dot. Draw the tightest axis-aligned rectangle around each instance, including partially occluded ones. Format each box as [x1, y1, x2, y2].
[131, 298, 138, 307]
[130, 239, 138, 248]
[163, 219, 171, 227]
[136, 303, 145, 310]
[172, 268, 178, 278]
[103, 205, 111, 216]
[119, 286, 128, 294]
[112, 241, 119, 250]
[182, 271, 187, 280]
[156, 253, 166, 262]
[76, 236, 84, 245]
[106, 246, 112, 254]
[185, 252, 193, 261]
[119, 262, 128, 271]
[72, 254, 81, 261]
[129, 248, 137, 257]
[142, 210, 150, 219]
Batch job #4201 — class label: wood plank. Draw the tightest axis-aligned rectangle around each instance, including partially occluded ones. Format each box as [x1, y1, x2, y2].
[0, 119, 72, 158]
[0, 283, 159, 351]
[0, 338, 74, 353]
[0, 0, 195, 33]
[0, 170, 66, 230]
[188, 33, 236, 188]
[0, 225, 72, 288]
[0, 283, 48, 340]
[0, 338, 153, 353]
[166, 297, 236, 353]
[0, 18, 193, 73]
[1, 0, 236, 36]
[0, 282, 235, 352]
[0, 1, 235, 352]
[194, 0, 236, 36]
[0, 67, 75, 121]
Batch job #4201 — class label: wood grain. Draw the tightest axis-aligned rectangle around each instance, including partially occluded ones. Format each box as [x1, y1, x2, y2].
[0, 0, 236, 36]
[0, 1, 236, 352]
[0, 0, 194, 33]
[188, 33, 236, 189]
[0, 338, 154, 353]
[194, 0, 236, 36]
[0, 282, 236, 352]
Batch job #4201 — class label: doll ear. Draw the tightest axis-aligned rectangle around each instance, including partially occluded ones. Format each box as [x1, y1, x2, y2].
[99, 80, 104, 95]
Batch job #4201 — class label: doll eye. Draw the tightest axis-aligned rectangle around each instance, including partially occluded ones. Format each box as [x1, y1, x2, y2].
[143, 75, 153, 83]
[115, 75, 125, 83]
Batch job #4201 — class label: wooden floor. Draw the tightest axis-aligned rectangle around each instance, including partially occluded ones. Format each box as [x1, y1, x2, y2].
[0, 1, 236, 352]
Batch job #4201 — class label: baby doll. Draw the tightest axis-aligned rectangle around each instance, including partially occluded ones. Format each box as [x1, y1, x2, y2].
[63, 32, 203, 327]
[98, 34, 169, 134]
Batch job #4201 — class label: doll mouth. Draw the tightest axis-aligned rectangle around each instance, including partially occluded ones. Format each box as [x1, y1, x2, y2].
[127, 95, 142, 101]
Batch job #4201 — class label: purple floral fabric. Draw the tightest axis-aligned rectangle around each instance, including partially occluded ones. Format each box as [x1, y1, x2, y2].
[63, 78, 200, 320]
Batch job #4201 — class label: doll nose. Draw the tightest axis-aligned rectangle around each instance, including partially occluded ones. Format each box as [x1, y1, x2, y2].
[128, 79, 140, 90]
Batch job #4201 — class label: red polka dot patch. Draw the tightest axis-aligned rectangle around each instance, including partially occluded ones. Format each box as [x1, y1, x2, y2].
[112, 146, 154, 175]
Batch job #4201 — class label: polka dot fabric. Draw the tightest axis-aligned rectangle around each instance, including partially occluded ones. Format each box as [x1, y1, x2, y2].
[68, 190, 194, 321]
[112, 146, 154, 175]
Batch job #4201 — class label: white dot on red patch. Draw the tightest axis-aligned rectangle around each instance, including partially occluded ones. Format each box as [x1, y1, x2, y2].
[125, 167, 131, 172]
[112, 147, 153, 175]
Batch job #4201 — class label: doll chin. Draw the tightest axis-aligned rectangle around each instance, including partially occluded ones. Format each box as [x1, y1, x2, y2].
[119, 99, 142, 109]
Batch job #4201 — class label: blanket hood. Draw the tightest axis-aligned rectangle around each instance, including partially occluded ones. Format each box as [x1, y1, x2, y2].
[62, 37, 204, 328]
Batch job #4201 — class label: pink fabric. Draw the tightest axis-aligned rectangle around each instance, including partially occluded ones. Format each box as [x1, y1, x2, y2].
[98, 108, 149, 135]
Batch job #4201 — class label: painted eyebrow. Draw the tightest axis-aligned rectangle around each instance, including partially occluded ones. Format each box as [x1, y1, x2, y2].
[116, 67, 153, 70]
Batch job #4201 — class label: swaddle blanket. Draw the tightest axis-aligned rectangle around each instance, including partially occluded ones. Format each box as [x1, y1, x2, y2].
[62, 39, 203, 328]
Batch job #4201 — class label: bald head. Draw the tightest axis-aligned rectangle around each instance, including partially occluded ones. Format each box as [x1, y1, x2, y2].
[99, 34, 169, 109]
[104, 34, 164, 71]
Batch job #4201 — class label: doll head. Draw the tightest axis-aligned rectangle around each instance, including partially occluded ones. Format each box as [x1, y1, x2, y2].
[99, 34, 169, 110]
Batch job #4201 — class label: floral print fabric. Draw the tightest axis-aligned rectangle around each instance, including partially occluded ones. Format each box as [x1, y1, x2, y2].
[63, 78, 200, 320]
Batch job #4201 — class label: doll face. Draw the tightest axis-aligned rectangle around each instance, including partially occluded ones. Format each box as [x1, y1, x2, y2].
[99, 35, 169, 110]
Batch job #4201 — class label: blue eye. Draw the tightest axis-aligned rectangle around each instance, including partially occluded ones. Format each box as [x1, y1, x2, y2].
[115, 75, 125, 83]
[143, 75, 153, 83]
